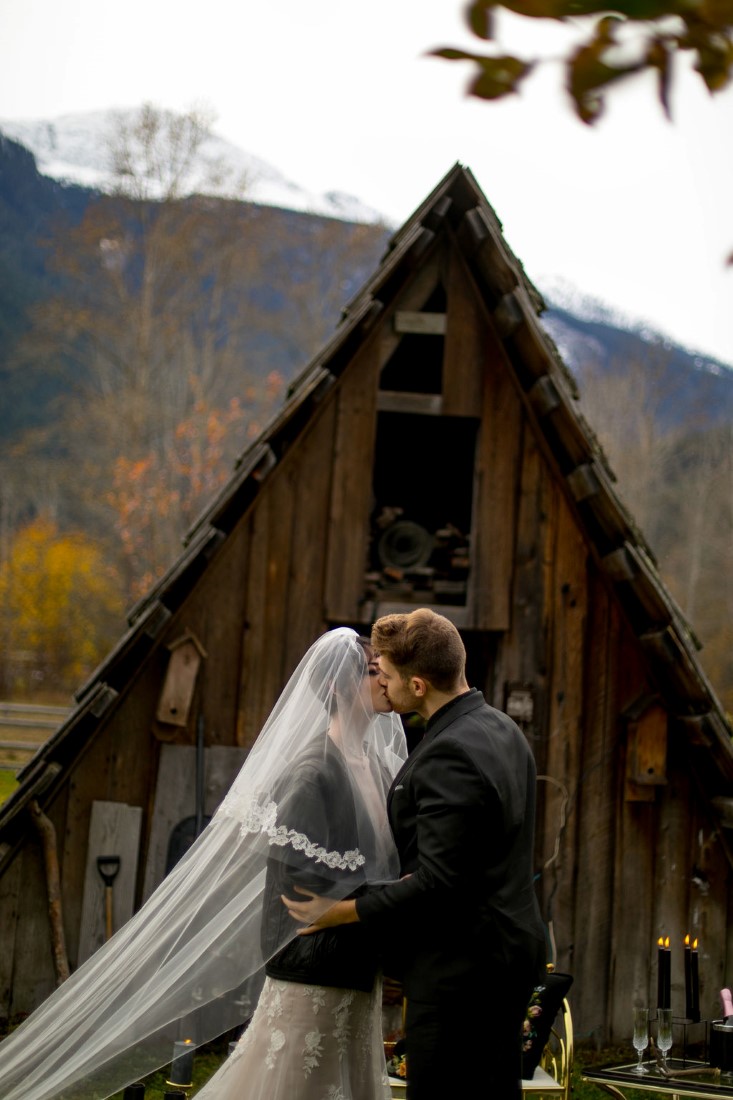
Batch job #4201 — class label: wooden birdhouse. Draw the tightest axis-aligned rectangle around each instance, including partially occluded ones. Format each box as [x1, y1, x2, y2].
[155, 631, 207, 729]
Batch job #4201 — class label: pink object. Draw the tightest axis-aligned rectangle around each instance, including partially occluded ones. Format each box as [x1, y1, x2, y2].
[721, 988, 733, 1021]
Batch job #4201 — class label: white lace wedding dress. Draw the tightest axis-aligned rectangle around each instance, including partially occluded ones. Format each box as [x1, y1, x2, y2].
[194, 976, 391, 1100]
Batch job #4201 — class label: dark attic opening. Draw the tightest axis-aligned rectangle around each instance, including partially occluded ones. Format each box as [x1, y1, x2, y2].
[379, 283, 446, 396]
[367, 410, 479, 607]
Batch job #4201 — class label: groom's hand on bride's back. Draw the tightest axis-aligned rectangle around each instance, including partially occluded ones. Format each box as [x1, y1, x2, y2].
[281, 886, 358, 933]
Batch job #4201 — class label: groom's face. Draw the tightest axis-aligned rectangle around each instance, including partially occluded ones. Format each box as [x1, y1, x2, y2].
[377, 655, 421, 715]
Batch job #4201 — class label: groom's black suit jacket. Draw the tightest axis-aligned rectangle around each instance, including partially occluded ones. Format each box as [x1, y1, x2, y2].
[356, 689, 545, 1002]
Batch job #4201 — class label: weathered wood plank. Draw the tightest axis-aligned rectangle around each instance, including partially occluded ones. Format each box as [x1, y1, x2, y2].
[9, 840, 57, 1016]
[376, 392, 443, 416]
[570, 582, 619, 1044]
[469, 332, 523, 631]
[377, 251, 445, 372]
[142, 744, 246, 900]
[283, 402, 337, 673]
[609, 788, 657, 1038]
[689, 794, 728, 1025]
[58, 740, 110, 969]
[442, 246, 486, 417]
[606, 617, 657, 1038]
[651, 740, 694, 1027]
[260, 457, 298, 720]
[394, 310, 446, 335]
[77, 800, 142, 963]
[539, 486, 588, 975]
[491, 423, 551, 764]
[0, 850, 23, 1017]
[325, 336, 381, 622]
[181, 521, 252, 747]
[236, 498, 271, 747]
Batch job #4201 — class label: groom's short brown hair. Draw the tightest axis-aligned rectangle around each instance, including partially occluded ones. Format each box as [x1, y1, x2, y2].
[371, 608, 466, 693]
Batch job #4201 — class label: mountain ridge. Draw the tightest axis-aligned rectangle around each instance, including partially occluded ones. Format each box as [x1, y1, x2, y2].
[4, 108, 732, 378]
[1, 125, 732, 453]
[0, 108, 387, 225]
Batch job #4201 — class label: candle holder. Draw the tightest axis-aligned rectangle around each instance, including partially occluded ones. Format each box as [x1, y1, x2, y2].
[711, 1020, 733, 1076]
[677, 1015, 711, 1067]
[166, 1038, 195, 1090]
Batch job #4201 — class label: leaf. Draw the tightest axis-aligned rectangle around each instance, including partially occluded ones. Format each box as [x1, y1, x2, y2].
[567, 16, 645, 123]
[497, 1, 577, 16]
[469, 55, 535, 99]
[695, 37, 733, 91]
[495, 0, 680, 17]
[431, 47, 481, 61]
[646, 37, 673, 118]
[431, 46, 534, 100]
[466, 0, 496, 41]
[700, 0, 733, 21]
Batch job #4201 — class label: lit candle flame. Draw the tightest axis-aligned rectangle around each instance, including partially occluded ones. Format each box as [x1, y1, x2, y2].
[693, 938, 698, 950]
[658, 937, 664, 947]
[664, 936, 670, 948]
[685, 933, 690, 947]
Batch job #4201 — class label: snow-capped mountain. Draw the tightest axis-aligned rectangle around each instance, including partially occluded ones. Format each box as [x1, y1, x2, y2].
[537, 274, 729, 376]
[3, 110, 729, 378]
[0, 109, 387, 225]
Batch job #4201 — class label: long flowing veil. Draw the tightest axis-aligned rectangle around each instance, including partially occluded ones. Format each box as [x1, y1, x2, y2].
[0, 628, 406, 1100]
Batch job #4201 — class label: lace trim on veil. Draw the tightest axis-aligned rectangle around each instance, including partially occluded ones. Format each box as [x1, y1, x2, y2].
[219, 794, 366, 872]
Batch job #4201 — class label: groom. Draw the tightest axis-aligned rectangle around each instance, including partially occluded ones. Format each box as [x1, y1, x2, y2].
[285, 608, 545, 1100]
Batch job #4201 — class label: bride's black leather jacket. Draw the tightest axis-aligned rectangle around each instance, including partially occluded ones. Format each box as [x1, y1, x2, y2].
[261, 738, 380, 992]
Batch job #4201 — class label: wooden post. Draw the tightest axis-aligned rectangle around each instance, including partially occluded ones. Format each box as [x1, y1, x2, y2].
[29, 798, 70, 985]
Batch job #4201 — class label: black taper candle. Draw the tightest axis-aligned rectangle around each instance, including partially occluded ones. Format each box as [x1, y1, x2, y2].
[691, 939, 700, 1023]
[657, 937, 666, 1009]
[685, 934, 693, 1020]
[662, 936, 671, 1010]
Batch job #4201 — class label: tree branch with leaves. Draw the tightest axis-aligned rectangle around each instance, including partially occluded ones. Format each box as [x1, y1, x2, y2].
[433, 2, 733, 124]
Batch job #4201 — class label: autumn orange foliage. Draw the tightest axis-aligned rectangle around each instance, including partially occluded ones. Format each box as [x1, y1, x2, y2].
[0, 517, 124, 693]
[105, 382, 284, 599]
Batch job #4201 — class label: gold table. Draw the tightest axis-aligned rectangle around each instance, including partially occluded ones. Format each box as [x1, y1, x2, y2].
[583, 1059, 732, 1100]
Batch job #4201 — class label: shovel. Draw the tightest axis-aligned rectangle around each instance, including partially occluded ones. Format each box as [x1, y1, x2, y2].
[96, 855, 121, 940]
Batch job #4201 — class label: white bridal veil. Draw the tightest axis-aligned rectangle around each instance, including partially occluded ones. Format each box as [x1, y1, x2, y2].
[0, 629, 407, 1100]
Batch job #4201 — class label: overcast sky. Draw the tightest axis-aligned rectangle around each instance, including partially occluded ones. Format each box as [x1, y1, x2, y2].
[1, 0, 732, 364]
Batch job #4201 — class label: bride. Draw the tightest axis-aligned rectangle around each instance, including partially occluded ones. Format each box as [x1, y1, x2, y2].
[0, 629, 406, 1100]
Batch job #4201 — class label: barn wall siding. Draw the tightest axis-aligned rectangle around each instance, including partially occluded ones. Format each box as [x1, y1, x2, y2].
[569, 581, 619, 1044]
[2, 168, 731, 1048]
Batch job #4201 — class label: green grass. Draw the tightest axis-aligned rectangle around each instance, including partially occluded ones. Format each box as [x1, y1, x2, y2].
[107, 1048, 226, 1098]
[0, 1014, 665, 1100]
[0, 1012, 650, 1096]
[573, 1046, 650, 1099]
[119, 1045, 643, 1099]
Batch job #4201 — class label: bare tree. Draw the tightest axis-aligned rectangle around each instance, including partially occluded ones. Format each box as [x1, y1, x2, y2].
[12, 106, 272, 590]
[579, 352, 733, 707]
[576, 344, 682, 538]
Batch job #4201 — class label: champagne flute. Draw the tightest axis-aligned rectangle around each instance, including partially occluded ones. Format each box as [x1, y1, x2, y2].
[657, 1008, 673, 1072]
[633, 1007, 649, 1075]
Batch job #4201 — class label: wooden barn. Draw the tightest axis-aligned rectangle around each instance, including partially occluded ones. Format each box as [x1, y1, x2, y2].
[1, 164, 732, 1047]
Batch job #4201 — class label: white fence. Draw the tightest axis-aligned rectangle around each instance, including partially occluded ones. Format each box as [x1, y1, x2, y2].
[0, 702, 70, 770]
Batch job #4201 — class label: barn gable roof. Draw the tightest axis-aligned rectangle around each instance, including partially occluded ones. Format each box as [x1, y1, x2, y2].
[2, 162, 731, 854]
